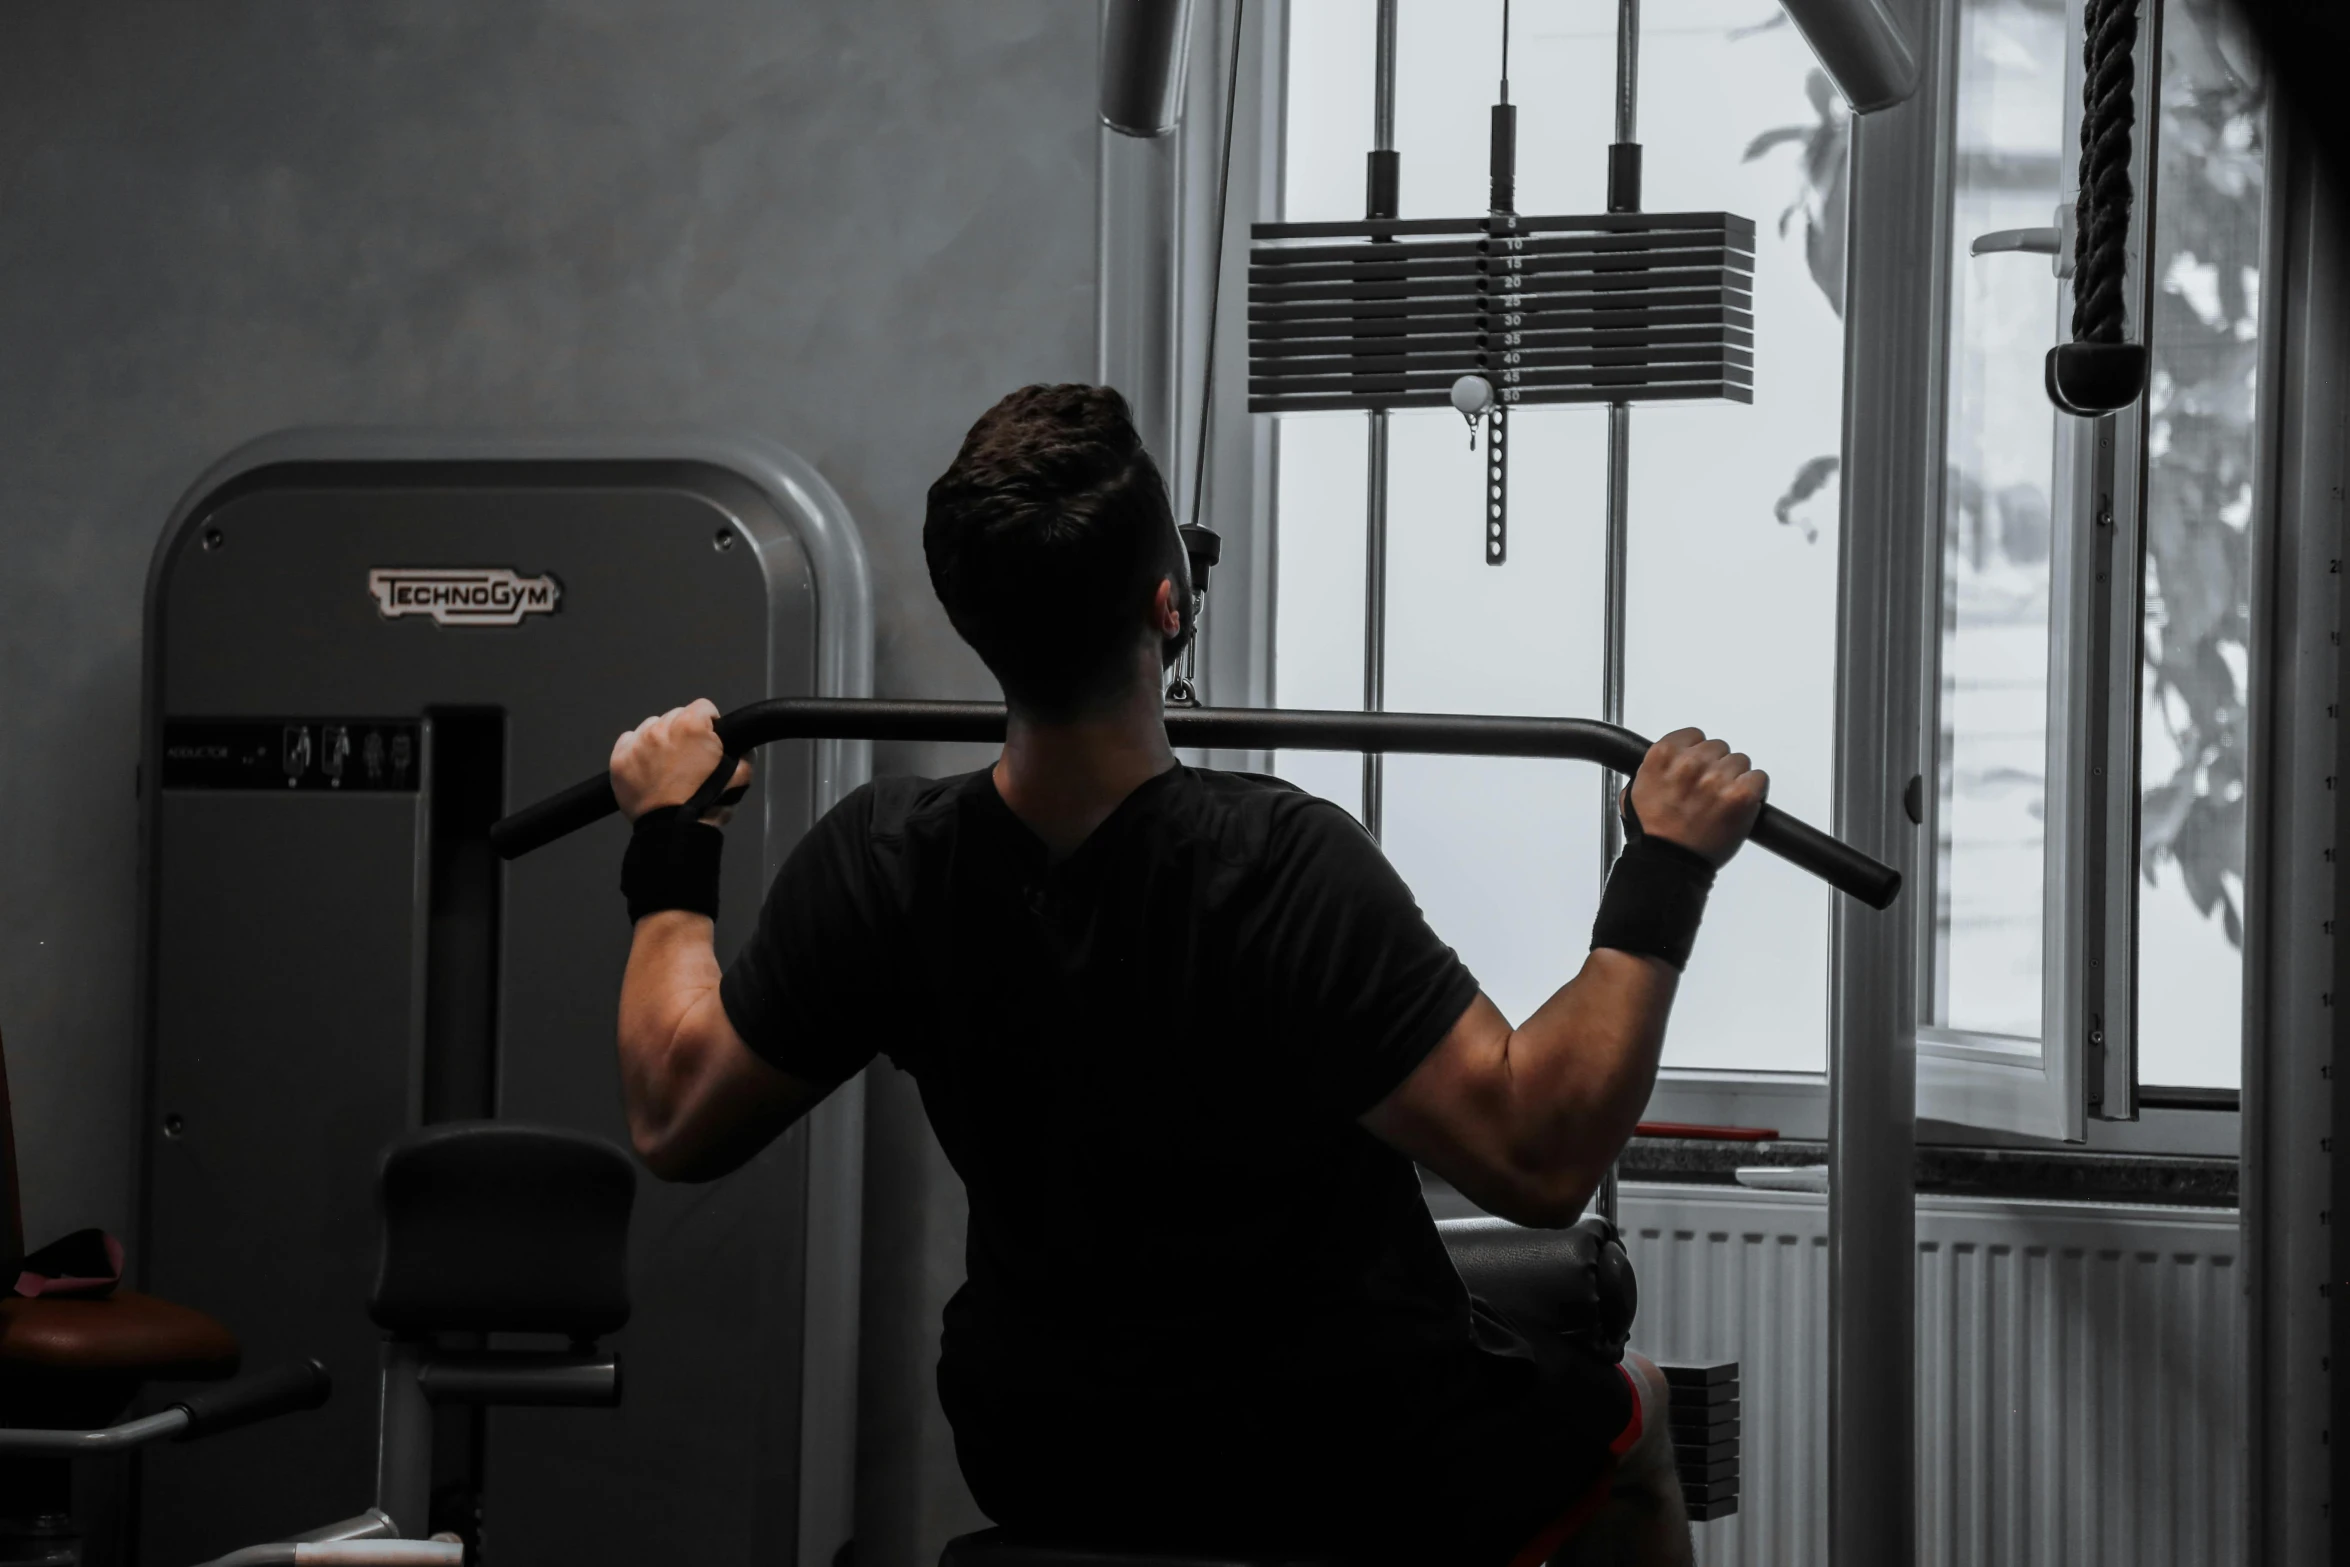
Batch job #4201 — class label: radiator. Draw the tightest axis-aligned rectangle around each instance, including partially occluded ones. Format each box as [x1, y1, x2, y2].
[1617, 1183, 2243, 1567]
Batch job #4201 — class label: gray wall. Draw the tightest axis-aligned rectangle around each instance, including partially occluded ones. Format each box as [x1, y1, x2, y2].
[0, 2, 1093, 1558]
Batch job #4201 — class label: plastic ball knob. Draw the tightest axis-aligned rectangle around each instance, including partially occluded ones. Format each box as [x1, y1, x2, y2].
[1450, 374, 1496, 422]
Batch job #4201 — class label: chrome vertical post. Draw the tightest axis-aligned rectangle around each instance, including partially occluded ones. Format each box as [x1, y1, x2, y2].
[374, 1341, 433, 1538]
[1828, 0, 1939, 1553]
[1594, 0, 1640, 1232]
[1362, 0, 1399, 837]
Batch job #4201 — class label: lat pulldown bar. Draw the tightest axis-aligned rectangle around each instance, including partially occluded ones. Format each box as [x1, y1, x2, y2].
[489, 698, 1903, 911]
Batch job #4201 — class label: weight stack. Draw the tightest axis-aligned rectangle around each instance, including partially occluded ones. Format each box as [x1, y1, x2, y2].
[1657, 1359, 1740, 1521]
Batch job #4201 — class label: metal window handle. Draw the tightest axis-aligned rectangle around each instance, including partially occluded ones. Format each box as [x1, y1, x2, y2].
[1971, 226, 2059, 255]
[1969, 202, 2076, 277]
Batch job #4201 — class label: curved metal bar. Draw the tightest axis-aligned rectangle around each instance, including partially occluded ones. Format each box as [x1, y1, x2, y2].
[1099, 0, 1196, 137]
[491, 698, 1903, 910]
[0, 1408, 187, 1456]
[195, 1545, 463, 1567]
[1776, 0, 1920, 113]
[290, 1511, 398, 1545]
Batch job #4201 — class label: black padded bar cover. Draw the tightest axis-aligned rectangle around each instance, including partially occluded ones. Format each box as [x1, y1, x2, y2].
[417, 1349, 622, 1407]
[172, 1358, 331, 1440]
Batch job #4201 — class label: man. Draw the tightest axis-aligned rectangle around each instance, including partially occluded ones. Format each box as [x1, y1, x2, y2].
[608, 385, 1765, 1566]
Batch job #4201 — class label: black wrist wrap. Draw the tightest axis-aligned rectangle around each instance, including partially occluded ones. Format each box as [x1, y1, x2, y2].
[621, 806, 723, 924]
[1592, 835, 1716, 970]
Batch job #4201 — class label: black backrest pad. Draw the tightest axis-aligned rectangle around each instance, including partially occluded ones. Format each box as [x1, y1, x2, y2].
[370, 1121, 635, 1337]
[1436, 1215, 1635, 1345]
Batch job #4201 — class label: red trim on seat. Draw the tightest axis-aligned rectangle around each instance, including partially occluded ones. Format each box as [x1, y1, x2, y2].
[1503, 1475, 1612, 1567]
[1632, 1121, 1780, 1142]
[1502, 1364, 1644, 1566]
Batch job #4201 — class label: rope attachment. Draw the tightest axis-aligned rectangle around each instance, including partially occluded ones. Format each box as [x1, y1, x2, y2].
[2046, 0, 2148, 416]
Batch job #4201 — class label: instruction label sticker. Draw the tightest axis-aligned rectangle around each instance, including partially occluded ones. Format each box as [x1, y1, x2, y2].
[162, 719, 422, 792]
[368, 567, 561, 627]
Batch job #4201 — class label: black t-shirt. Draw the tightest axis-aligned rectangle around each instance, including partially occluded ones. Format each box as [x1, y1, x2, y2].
[721, 765, 1632, 1563]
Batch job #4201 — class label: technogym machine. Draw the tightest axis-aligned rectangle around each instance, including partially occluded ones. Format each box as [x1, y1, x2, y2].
[133, 431, 870, 1567]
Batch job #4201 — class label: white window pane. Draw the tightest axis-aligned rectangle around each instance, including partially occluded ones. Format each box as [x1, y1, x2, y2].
[1390, 2, 1614, 221]
[1390, 2, 1505, 219]
[1383, 755, 1604, 1025]
[2135, 0, 2262, 1090]
[1375, 409, 1609, 1027]
[1622, 3, 1850, 1072]
[1275, 406, 1609, 1005]
[1934, 0, 2067, 1042]
[1499, 7, 1616, 218]
[1381, 409, 1607, 719]
[1272, 414, 1371, 816]
[1271, 2, 1844, 1070]
[1292, 0, 1615, 223]
[1283, 1, 1376, 222]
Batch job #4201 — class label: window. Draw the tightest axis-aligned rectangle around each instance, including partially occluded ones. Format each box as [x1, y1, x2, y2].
[2134, 0, 2262, 1092]
[1271, 0, 1849, 1073]
[1252, 0, 2260, 1139]
[1932, 0, 2066, 1047]
[1921, 0, 2263, 1132]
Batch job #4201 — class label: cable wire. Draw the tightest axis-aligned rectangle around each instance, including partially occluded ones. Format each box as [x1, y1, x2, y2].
[1501, 0, 1512, 101]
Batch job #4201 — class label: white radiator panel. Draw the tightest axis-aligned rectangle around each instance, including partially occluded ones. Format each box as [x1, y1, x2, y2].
[1617, 1184, 2241, 1567]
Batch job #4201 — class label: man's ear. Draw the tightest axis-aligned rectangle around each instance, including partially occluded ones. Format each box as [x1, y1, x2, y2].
[1153, 576, 1183, 638]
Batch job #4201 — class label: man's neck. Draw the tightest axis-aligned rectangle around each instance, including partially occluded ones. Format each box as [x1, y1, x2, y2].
[993, 679, 1178, 861]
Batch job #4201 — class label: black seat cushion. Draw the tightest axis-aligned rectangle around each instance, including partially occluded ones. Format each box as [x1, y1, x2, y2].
[369, 1122, 634, 1338]
[940, 1531, 1336, 1567]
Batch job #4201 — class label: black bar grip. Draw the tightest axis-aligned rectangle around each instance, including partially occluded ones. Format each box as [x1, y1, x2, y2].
[496, 772, 621, 861]
[172, 1358, 331, 1440]
[490, 699, 1903, 910]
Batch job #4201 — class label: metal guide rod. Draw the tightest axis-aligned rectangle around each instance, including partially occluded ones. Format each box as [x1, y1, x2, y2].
[1615, 0, 1639, 143]
[1600, 408, 1633, 874]
[1363, 0, 1399, 838]
[1594, 0, 1640, 1233]
[1365, 414, 1390, 836]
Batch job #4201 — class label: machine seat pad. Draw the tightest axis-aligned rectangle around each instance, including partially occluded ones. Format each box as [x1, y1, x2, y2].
[939, 1532, 1337, 1567]
[0, 1289, 240, 1380]
[1437, 1215, 1634, 1352]
[370, 1122, 635, 1339]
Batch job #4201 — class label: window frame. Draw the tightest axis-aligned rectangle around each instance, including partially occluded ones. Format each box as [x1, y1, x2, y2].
[1913, 0, 2177, 1140]
[1187, 0, 2244, 1158]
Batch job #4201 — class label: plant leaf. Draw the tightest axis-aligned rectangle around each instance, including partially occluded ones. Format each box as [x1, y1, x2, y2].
[1805, 67, 1836, 121]
[1742, 125, 1812, 162]
[1771, 455, 1840, 541]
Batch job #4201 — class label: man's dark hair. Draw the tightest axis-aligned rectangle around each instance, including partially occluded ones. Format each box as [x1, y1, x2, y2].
[924, 384, 1191, 718]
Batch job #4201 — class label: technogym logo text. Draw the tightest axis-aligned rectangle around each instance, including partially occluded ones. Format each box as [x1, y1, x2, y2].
[367, 568, 562, 627]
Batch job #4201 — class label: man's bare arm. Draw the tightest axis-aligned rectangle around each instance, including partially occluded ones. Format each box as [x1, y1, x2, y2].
[1361, 954, 1676, 1227]
[1359, 730, 1766, 1228]
[609, 699, 823, 1183]
[618, 908, 822, 1182]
